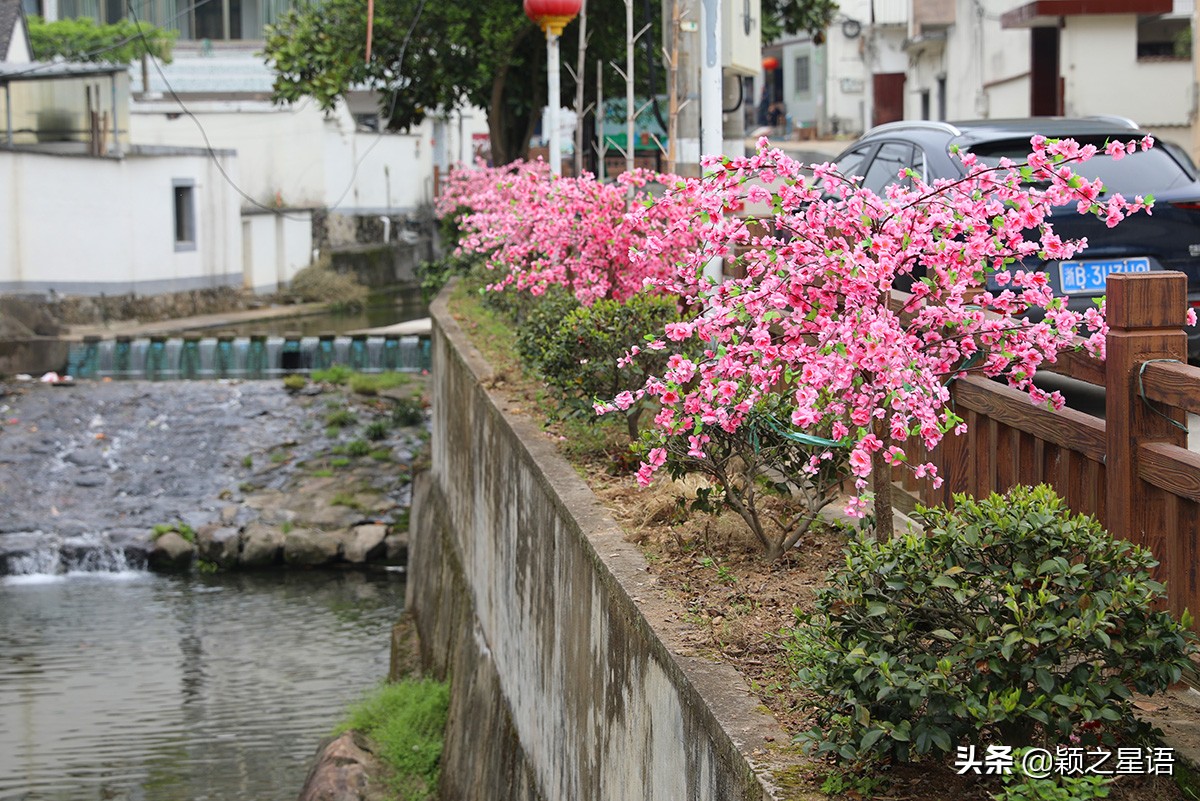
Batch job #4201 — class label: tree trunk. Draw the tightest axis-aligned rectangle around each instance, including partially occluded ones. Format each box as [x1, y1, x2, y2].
[487, 28, 535, 165]
[871, 444, 895, 542]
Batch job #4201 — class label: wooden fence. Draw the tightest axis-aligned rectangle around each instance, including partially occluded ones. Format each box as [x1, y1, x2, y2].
[894, 272, 1200, 623]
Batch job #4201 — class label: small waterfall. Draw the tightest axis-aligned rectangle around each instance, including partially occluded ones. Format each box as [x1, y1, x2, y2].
[69, 334, 432, 381]
[3, 533, 145, 579]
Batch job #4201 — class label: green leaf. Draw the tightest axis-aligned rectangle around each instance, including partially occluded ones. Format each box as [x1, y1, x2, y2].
[859, 728, 886, 751]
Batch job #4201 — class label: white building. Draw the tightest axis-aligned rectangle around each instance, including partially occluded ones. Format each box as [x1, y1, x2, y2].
[0, 4, 244, 296]
[903, 0, 1193, 143]
[4, 0, 490, 298]
[765, 0, 1195, 147]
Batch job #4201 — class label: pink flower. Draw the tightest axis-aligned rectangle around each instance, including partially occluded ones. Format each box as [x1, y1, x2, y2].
[849, 447, 872, 477]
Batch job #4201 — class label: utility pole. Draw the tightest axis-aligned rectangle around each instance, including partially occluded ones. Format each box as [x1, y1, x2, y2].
[574, 0, 589, 176]
[700, 0, 722, 284]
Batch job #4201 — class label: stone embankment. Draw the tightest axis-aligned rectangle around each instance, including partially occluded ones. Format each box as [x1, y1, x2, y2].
[405, 285, 806, 801]
[0, 379, 421, 575]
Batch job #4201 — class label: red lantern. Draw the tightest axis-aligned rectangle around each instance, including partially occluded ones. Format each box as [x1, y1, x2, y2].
[762, 56, 779, 71]
[524, 0, 582, 36]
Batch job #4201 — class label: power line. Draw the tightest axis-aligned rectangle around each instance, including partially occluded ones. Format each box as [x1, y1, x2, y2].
[127, 1, 311, 220]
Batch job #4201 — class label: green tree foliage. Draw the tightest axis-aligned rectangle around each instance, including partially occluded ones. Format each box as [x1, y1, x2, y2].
[264, 0, 649, 165]
[761, 0, 838, 43]
[27, 16, 176, 65]
[264, 0, 835, 165]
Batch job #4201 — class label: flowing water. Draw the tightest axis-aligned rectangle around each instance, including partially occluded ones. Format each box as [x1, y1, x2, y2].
[0, 569, 404, 801]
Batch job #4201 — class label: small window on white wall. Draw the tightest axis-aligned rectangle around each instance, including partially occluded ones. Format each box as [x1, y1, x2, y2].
[1137, 14, 1191, 59]
[174, 179, 196, 252]
[795, 55, 812, 96]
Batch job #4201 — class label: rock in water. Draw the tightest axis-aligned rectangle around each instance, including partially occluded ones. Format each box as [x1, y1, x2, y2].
[240, 523, 284, 567]
[284, 528, 341, 566]
[148, 531, 195, 571]
[344, 524, 388, 563]
[296, 731, 392, 801]
[196, 524, 241, 566]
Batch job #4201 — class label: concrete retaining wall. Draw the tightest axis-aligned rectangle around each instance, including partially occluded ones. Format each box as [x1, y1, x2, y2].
[407, 286, 800, 801]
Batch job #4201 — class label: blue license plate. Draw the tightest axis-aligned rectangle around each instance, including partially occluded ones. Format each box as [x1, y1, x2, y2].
[1058, 257, 1151, 294]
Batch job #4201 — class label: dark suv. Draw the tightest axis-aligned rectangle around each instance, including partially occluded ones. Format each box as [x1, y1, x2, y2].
[831, 117, 1200, 358]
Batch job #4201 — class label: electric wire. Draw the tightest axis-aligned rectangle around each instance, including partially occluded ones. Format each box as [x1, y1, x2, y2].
[127, 0, 312, 220]
[5, 0, 216, 80]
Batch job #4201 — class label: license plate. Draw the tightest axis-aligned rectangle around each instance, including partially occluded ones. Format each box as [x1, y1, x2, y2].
[1058, 257, 1151, 294]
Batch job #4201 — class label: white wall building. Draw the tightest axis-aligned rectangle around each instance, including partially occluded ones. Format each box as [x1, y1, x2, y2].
[902, 0, 1194, 147]
[0, 143, 242, 294]
[767, 0, 1196, 148]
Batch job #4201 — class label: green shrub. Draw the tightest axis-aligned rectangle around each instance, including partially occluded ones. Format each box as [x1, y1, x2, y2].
[993, 771, 1110, 801]
[788, 485, 1194, 766]
[334, 678, 450, 801]
[312, 365, 354, 385]
[512, 285, 581, 370]
[346, 439, 371, 457]
[349, 371, 412, 396]
[152, 521, 196, 543]
[365, 420, 390, 441]
[535, 291, 682, 439]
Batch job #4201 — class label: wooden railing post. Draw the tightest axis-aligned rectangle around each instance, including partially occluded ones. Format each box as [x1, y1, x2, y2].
[1105, 272, 1189, 548]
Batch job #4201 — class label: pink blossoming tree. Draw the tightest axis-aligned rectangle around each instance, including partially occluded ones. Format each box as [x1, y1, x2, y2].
[599, 135, 1171, 547]
[447, 162, 706, 305]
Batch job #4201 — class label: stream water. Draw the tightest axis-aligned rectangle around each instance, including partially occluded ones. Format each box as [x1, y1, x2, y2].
[0, 570, 404, 801]
[0, 381, 415, 800]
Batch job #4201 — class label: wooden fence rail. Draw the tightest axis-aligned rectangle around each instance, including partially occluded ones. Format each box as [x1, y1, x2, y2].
[897, 272, 1200, 624]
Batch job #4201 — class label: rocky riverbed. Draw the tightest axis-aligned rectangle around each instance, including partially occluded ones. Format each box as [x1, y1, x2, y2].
[0, 377, 423, 574]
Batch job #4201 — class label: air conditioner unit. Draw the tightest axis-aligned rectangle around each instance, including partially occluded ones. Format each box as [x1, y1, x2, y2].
[723, 0, 762, 76]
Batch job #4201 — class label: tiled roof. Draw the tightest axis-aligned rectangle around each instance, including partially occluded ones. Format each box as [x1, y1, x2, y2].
[0, 0, 22, 62]
[0, 61, 126, 82]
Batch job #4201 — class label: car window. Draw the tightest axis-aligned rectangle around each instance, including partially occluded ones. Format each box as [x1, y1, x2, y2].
[833, 146, 872, 180]
[967, 137, 1193, 195]
[862, 142, 916, 195]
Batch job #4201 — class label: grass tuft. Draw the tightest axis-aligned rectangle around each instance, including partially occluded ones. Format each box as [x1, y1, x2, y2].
[334, 678, 450, 801]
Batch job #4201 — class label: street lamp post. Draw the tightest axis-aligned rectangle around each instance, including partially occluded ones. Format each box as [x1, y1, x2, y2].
[524, 0, 582, 176]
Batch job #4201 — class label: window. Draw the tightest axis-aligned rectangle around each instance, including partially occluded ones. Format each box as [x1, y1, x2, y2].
[173, 180, 196, 251]
[795, 55, 811, 96]
[58, 0, 283, 39]
[833, 145, 872, 180]
[862, 142, 915, 195]
[1137, 14, 1191, 60]
[969, 138, 1192, 195]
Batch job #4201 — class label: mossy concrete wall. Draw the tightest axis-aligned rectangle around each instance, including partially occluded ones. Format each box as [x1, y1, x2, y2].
[407, 286, 801, 801]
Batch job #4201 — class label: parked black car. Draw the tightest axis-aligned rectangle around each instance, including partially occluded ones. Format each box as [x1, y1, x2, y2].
[830, 117, 1200, 358]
